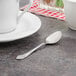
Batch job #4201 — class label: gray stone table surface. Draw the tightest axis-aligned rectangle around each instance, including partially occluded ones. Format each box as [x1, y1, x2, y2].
[0, 0, 76, 76]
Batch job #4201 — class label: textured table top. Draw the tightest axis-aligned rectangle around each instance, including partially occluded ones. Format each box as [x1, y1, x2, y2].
[0, 0, 76, 76]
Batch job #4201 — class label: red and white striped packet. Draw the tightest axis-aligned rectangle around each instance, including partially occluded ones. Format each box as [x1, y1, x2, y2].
[21, 0, 65, 20]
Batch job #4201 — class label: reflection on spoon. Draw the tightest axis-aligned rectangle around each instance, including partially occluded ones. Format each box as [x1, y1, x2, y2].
[16, 31, 62, 60]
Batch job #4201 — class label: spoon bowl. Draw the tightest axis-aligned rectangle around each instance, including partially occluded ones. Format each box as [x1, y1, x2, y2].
[46, 31, 62, 44]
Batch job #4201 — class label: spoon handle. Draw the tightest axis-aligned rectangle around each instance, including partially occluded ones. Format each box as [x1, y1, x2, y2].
[16, 43, 45, 60]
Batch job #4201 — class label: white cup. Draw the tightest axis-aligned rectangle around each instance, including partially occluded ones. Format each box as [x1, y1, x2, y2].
[63, 0, 76, 30]
[0, 0, 33, 33]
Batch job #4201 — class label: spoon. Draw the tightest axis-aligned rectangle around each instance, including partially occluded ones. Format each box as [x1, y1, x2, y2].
[16, 31, 62, 60]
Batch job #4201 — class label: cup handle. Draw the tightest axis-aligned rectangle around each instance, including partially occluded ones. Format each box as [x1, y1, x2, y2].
[18, 0, 34, 21]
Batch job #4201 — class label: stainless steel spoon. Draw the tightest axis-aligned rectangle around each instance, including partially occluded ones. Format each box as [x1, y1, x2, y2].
[16, 31, 62, 60]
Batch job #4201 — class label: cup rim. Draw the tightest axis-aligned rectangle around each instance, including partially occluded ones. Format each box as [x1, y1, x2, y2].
[67, 0, 76, 3]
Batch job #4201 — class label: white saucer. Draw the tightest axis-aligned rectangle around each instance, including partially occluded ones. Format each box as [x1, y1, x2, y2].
[0, 12, 41, 42]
